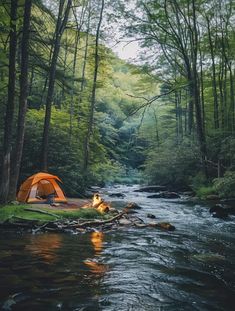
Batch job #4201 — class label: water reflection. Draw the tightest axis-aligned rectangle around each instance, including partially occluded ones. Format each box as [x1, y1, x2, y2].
[25, 233, 62, 263]
[91, 231, 104, 254]
[84, 231, 108, 275]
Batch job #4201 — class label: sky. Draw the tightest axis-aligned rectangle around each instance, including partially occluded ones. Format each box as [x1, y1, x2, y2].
[112, 40, 140, 62]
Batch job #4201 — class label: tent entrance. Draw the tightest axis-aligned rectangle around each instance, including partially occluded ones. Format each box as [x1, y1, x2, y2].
[36, 179, 58, 199]
[28, 179, 58, 203]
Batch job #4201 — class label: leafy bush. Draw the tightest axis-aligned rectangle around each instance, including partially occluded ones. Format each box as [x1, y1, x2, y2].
[144, 140, 200, 189]
[191, 172, 208, 190]
[213, 171, 235, 198]
[196, 186, 216, 198]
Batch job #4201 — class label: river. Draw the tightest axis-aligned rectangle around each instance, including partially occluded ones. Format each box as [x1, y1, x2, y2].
[0, 185, 235, 310]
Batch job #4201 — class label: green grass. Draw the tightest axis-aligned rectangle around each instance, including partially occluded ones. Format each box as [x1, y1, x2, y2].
[0, 204, 101, 223]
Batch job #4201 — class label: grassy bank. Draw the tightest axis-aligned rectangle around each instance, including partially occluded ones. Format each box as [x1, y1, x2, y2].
[0, 204, 102, 223]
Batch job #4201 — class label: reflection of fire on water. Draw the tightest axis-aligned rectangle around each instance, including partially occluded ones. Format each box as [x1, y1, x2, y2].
[25, 234, 62, 263]
[91, 231, 104, 253]
[84, 231, 107, 275]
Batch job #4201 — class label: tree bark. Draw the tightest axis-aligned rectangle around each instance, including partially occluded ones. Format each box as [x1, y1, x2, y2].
[8, 0, 32, 201]
[83, 0, 104, 176]
[69, 0, 87, 140]
[0, 0, 18, 203]
[77, 1, 91, 125]
[40, 0, 72, 172]
[206, 16, 219, 129]
[192, 0, 207, 177]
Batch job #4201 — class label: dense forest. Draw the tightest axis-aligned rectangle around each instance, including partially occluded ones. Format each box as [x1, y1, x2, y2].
[0, 0, 234, 203]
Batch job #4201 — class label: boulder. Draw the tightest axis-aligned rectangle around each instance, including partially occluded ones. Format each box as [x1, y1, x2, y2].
[147, 194, 161, 199]
[109, 193, 125, 198]
[148, 222, 176, 231]
[206, 194, 220, 200]
[134, 186, 167, 193]
[221, 198, 235, 205]
[147, 192, 180, 199]
[163, 192, 180, 199]
[118, 219, 132, 226]
[181, 191, 195, 196]
[147, 213, 156, 219]
[134, 223, 148, 228]
[125, 202, 141, 209]
[209, 205, 228, 219]
[122, 208, 138, 214]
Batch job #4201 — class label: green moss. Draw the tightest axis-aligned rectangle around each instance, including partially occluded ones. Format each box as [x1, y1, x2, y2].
[0, 204, 101, 223]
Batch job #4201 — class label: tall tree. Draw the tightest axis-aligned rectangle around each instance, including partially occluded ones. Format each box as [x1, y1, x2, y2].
[83, 0, 105, 176]
[41, 0, 72, 171]
[0, 0, 18, 203]
[8, 0, 32, 201]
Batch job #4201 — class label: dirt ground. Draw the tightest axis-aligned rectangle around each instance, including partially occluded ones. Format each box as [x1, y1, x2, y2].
[30, 198, 92, 211]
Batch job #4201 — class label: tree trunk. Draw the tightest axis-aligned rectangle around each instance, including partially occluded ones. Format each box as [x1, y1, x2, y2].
[8, 0, 32, 201]
[199, 46, 205, 133]
[206, 17, 219, 129]
[69, 0, 87, 140]
[192, 0, 207, 177]
[77, 1, 91, 125]
[83, 0, 104, 176]
[0, 0, 18, 203]
[40, 0, 72, 172]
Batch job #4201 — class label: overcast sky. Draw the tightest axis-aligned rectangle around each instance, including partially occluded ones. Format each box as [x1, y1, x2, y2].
[112, 40, 140, 61]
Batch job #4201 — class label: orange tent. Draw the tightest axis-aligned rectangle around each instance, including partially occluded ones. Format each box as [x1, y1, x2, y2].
[17, 172, 67, 203]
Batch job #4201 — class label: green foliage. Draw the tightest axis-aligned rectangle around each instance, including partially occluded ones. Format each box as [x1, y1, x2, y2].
[191, 172, 209, 190]
[195, 186, 216, 199]
[89, 160, 126, 185]
[213, 171, 235, 198]
[144, 140, 200, 189]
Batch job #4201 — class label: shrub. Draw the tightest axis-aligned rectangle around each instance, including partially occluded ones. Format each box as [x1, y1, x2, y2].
[144, 140, 200, 189]
[213, 171, 235, 198]
[196, 186, 216, 198]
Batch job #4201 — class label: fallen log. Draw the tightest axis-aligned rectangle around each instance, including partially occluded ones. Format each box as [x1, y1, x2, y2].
[72, 211, 126, 228]
[32, 222, 50, 234]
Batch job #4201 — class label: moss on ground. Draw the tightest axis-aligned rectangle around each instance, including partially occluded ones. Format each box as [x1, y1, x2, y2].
[0, 204, 102, 223]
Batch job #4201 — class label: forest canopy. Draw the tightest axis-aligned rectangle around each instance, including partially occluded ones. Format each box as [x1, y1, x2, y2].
[0, 0, 234, 203]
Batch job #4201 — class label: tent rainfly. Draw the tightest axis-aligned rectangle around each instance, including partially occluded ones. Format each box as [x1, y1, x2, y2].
[17, 172, 67, 203]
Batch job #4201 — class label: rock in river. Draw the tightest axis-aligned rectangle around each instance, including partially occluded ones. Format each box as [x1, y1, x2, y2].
[147, 213, 156, 219]
[209, 205, 228, 219]
[148, 192, 180, 199]
[148, 222, 176, 231]
[206, 194, 220, 200]
[109, 193, 126, 198]
[125, 202, 141, 209]
[118, 219, 132, 226]
[134, 186, 167, 193]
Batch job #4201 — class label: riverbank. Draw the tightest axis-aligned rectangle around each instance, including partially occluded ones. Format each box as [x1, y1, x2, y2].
[0, 196, 176, 233]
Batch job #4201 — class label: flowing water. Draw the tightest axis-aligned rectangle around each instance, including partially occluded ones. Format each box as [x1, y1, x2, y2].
[0, 185, 235, 311]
